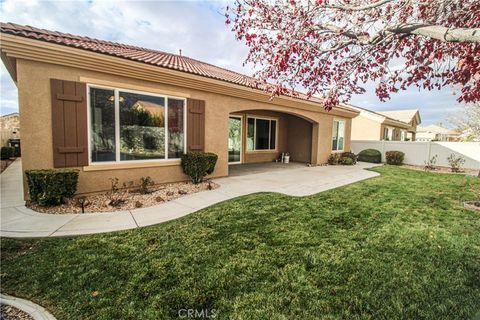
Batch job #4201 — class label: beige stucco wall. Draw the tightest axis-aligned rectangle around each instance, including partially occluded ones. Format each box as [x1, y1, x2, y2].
[351, 114, 381, 140]
[16, 58, 354, 196]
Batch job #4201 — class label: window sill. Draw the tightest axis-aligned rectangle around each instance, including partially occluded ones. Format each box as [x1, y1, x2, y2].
[245, 150, 278, 153]
[83, 159, 181, 172]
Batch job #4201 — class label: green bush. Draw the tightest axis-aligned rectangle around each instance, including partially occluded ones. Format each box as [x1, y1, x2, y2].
[328, 152, 357, 165]
[341, 151, 357, 164]
[328, 153, 342, 165]
[25, 169, 79, 206]
[205, 152, 219, 175]
[385, 151, 405, 165]
[181, 152, 218, 184]
[358, 149, 382, 163]
[0, 147, 14, 160]
[342, 157, 354, 165]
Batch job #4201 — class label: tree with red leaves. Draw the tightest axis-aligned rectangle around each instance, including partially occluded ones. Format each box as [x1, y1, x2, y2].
[226, 0, 480, 109]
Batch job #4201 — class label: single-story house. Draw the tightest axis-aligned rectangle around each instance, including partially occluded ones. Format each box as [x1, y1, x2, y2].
[376, 109, 421, 141]
[350, 106, 421, 141]
[416, 124, 460, 141]
[0, 112, 20, 146]
[0, 23, 360, 196]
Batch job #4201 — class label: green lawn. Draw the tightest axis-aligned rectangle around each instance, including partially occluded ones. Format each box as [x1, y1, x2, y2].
[1, 166, 479, 319]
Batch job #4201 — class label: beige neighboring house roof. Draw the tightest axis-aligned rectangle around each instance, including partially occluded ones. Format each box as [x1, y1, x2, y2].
[377, 109, 421, 125]
[347, 105, 411, 129]
[417, 124, 459, 135]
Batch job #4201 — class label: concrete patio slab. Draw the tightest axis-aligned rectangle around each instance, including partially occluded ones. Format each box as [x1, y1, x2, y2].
[1, 159, 381, 238]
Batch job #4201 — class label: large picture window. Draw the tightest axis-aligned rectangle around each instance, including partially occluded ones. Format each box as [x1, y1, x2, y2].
[247, 117, 277, 151]
[332, 119, 345, 151]
[89, 86, 186, 163]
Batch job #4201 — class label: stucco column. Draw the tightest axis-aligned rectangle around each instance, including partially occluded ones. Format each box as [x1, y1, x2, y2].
[311, 116, 336, 165]
[310, 123, 320, 165]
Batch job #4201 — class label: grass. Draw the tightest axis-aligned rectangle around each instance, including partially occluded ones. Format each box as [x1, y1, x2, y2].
[1, 166, 480, 319]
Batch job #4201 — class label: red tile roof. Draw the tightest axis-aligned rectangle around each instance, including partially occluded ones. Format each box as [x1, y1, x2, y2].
[1, 22, 261, 87]
[1, 22, 359, 113]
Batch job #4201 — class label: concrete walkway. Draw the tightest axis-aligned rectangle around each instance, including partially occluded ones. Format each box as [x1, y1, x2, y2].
[1, 159, 380, 238]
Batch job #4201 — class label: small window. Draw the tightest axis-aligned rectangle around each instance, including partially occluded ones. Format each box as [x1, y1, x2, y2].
[247, 117, 277, 151]
[332, 119, 345, 151]
[383, 127, 388, 140]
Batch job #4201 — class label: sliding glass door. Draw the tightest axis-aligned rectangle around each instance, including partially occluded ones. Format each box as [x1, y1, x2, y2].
[228, 116, 242, 164]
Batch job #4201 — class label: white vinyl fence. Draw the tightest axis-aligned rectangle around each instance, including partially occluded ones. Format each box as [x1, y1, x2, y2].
[351, 141, 480, 169]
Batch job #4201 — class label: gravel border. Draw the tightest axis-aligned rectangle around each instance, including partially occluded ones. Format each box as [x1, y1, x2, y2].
[400, 164, 479, 176]
[0, 294, 56, 320]
[26, 180, 219, 214]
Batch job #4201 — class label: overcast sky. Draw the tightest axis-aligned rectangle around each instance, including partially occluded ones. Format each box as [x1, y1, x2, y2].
[0, 0, 464, 126]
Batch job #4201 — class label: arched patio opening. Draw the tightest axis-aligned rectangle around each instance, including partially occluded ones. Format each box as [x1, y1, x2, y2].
[228, 109, 316, 174]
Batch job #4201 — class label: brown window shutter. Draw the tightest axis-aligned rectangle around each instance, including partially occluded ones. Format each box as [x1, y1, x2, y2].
[187, 98, 205, 152]
[51, 79, 88, 168]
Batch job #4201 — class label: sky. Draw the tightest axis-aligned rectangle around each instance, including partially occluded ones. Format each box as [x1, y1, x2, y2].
[0, 0, 464, 126]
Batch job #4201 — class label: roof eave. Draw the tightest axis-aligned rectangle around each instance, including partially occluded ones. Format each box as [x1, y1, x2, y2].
[0, 33, 359, 118]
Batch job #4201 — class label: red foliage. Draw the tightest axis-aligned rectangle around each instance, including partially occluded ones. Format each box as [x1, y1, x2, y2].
[226, 0, 480, 110]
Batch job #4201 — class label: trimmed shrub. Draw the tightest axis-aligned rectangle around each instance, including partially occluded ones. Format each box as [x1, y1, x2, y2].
[341, 151, 357, 164]
[205, 152, 219, 175]
[25, 169, 79, 206]
[181, 152, 218, 184]
[328, 152, 356, 165]
[358, 149, 382, 163]
[342, 157, 354, 165]
[0, 147, 14, 160]
[328, 153, 342, 165]
[385, 151, 405, 165]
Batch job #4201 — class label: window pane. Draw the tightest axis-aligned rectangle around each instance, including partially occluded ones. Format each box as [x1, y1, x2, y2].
[270, 120, 276, 149]
[119, 91, 165, 161]
[168, 98, 184, 158]
[90, 88, 116, 162]
[247, 118, 255, 151]
[338, 121, 345, 150]
[229, 117, 242, 163]
[255, 119, 270, 150]
[332, 121, 339, 150]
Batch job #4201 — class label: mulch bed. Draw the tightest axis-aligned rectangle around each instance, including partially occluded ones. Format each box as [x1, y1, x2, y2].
[0, 304, 34, 320]
[401, 164, 479, 176]
[0, 159, 15, 173]
[27, 180, 219, 214]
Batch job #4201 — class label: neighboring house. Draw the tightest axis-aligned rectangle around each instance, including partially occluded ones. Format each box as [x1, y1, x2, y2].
[0, 23, 360, 196]
[350, 106, 419, 141]
[0, 112, 20, 146]
[376, 109, 421, 141]
[416, 124, 460, 141]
